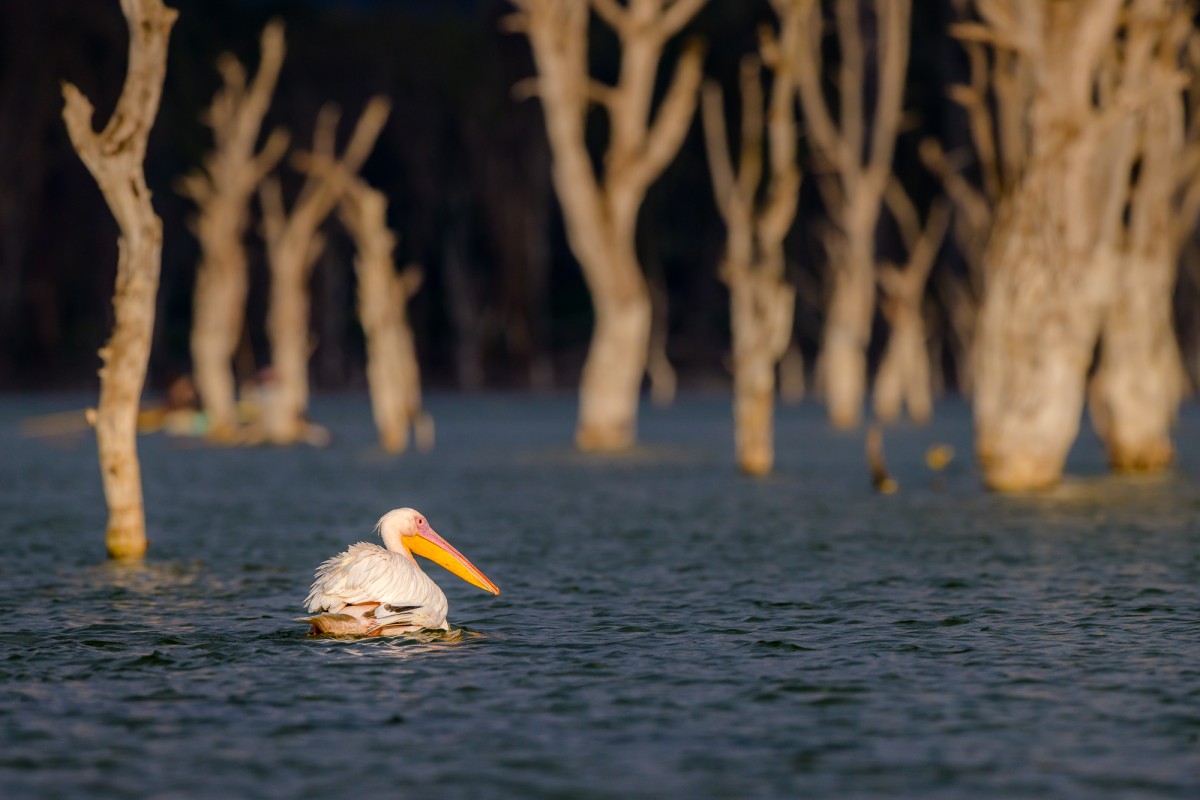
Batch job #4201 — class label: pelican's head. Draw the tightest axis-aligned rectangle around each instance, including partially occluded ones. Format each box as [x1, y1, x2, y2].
[377, 508, 500, 595]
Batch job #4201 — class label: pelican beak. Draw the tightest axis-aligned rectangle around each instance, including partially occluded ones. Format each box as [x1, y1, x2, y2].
[404, 527, 500, 595]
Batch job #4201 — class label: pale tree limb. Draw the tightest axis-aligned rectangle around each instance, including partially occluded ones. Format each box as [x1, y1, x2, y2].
[61, 0, 177, 560]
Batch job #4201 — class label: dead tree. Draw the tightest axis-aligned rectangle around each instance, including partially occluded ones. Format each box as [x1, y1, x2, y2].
[60, 0, 176, 559]
[178, 20, 287, 441]
[791, 0, 911, 429]
[337, 176, 430, 454]
[258, 97, 389, 445]
[920, 0, 1032, 395]
[965, 0, 1165, 490]
[700, 13, 801, 476]
[507, 0, 707, 451]
[873, 192, 950, 425]
[1090, 4, 1193, 472]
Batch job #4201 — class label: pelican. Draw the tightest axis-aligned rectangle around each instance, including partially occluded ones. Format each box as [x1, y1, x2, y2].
[301, 508, 500, 636]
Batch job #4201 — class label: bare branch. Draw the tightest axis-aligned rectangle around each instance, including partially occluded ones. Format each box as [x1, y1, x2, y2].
[700, 80, 738, 223]
[627, 38, 705, 191]
[867, 0, 910, 183]
[657, 0, 708, 41]
[736, 55, 764, 206]
[791, 0, 850, 172]
[590, 0, 630, 34]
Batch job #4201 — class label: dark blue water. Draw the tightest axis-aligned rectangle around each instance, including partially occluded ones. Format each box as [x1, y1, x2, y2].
[1, 393, 1199, 799]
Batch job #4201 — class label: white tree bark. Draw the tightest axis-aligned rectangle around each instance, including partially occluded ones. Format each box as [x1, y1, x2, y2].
[61, 0, 177, 559]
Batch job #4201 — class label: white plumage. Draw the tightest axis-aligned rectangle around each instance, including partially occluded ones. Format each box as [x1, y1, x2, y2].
[300, 507, 500, 637]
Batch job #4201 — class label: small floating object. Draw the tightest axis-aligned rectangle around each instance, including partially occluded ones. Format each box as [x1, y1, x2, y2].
[925, 443, 955, 471]
[300, 508, 500, 636]
[867, 425, 898, 495]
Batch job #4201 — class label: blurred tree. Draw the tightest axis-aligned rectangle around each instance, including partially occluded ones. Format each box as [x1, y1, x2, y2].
[508, 0, 707, 451]
[965, 0, 1159, 490]
[258, 97, 389, 444]
[177, 19, 288, 441]
[338, 175, 431, 453]
[60, 0, 177, 559]
[791, 0, 911, 430]
[700, 2, 801, 476]
[873, 194, 949, 426]
[1090, 2, 1195, 472]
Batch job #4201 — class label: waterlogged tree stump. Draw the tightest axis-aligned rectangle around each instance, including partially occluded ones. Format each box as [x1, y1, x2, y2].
[61, 0, 177, 559]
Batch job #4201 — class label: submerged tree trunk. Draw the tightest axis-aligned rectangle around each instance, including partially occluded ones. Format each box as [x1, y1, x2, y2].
[510, 0, 707, 451]
[339, 178, 428, 454]
[968, 0, 1153, 490]
[575, 244, 652, 450]
[1090, 84, 1186, 471]
[701, 29, 801, 475]
[61, 0, 177, 559]
[258, 98, 389, 444]
[180, 21, 286, 441]
[821, 232, 875, 429]
[792, 0, 911, 430]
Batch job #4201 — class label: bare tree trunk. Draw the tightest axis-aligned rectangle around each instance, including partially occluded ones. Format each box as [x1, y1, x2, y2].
[701, 15, 801, 476]
[509, 0, 707, 451]
[577, 248, 652, 450]
[792, 0, 911, 430]
[60, 0, 176, 559]
[258, 98, 389, 444]
[821, 233, 875, 429]
[965, 0, 1161, 490]
[1091, 30, 1189, 471]
[339, 177, 428, 453]
[179, 21, 286, 440]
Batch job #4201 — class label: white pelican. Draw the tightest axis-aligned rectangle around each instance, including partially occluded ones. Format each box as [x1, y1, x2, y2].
[301, 508, 500, 636]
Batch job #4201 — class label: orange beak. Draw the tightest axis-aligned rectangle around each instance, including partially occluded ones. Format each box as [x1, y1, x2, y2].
[403, 527, 500, 595]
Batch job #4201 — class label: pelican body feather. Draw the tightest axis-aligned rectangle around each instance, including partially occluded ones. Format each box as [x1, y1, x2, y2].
[304, 542, 450, 634]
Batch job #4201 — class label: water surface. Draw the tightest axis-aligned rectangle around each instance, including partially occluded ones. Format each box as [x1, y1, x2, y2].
[1, 394, 1199, 798]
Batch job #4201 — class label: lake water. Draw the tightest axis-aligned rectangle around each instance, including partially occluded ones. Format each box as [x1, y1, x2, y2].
[1, 393, 1198, 799]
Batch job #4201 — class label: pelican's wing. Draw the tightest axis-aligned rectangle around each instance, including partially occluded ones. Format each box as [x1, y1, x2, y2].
[305, 543, 417, 613]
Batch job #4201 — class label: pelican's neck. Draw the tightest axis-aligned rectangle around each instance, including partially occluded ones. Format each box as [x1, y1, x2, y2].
[379, 525, 416, 563]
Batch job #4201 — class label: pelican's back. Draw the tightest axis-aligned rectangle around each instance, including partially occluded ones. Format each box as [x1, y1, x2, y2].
[304, 542, 449, 632]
